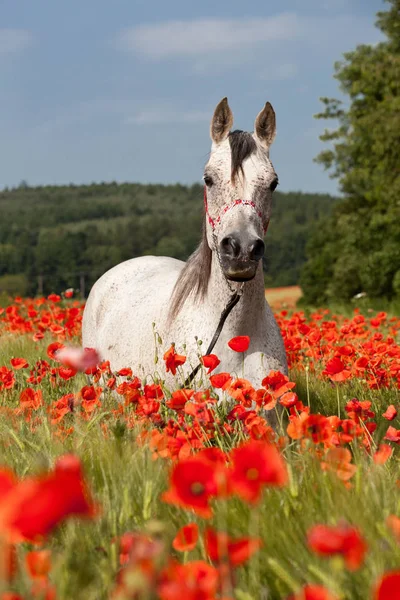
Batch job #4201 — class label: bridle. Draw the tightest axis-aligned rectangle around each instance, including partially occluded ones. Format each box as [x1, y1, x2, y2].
[203, 186, 270, 236]
[204, 185, 269, 294]
[182, 187, 268, 387]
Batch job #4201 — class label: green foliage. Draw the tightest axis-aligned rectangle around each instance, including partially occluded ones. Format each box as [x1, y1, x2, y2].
[301, 0, 400, 304]
[0, 182, 335, 296]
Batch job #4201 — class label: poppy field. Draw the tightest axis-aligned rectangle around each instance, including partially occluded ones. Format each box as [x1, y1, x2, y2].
[0, 295, 400, 600]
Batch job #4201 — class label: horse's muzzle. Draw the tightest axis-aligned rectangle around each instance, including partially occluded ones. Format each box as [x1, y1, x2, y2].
[219, 232, 265, 281]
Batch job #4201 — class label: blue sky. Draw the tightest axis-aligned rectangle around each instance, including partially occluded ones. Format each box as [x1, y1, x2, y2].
[0, 0, 383, 194]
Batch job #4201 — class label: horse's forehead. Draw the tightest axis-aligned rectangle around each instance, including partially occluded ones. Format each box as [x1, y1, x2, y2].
[208, 138, 273, 182]
[242, 152, 274, 181]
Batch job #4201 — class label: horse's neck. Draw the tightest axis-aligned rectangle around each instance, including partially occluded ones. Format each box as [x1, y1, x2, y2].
[205, 255, 266, 334]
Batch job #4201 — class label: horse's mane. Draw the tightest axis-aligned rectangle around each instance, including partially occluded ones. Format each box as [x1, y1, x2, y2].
[168, 217, 211, 323]
[168, 130, 256, 322]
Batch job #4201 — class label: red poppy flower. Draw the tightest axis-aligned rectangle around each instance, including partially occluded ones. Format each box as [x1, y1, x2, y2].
[353, 356, 369, 373]
[307, 523, 367, 570]
[201, 354, 221, 374]
[193, 389, 214, 404]
[19, 388, 43, 411]
[47, 294, 61, 303]
[374, 444, 393, 465]
[279, 392, 299, 408]
[227, 336, 250, 353]
[320, 448, 357, 481]
[255, 389, 277, 410]
[305, 414, 333, 444]
[0, 455, 97, 542]
[172, 523, 199, 552]
[144, 383, 163, 399]
[288, 584, 339, 600]
[384, 426, 400, 443]
[374, 570, 400, 600]
[205, 527, 261, 567]
[345, 399, 375, 422]
[58, 367, 77, 380]
[80, 386, 102, 413]
[117, 367, 133, 377]
[209, 372, 232, 388]
[322, 357, 351, 382]
[158, 559, 219, 600]
[226, 378, 255, 405]
[164, 345, 187, 375]
[162, 455, 225, 518]
[47, 342, 65, 360]
[383, 405, 397, 421]
[25, 550, 51, 580]
[166, 389, 194, 411]
[287, 412, 332, 444]
[386, 515, 400, 544]
[229, 439, 288, 503]
[262, 371, 296, 397]
[64, 288, 74, 298]
[117, 532, 136, 565]
[10, 358, 28, 370]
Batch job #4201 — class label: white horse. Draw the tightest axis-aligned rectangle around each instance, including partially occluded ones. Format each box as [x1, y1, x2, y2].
[82, 98, 287, 401]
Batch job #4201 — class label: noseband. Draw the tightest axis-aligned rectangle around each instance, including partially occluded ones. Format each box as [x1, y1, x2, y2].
[203, 187, 270, 235]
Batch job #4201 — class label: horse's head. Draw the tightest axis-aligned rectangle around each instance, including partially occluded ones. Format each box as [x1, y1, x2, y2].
[204, 98, 278, 282]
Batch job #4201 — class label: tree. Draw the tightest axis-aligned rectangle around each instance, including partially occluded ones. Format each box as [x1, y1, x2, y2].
[300, 0, 400, 304]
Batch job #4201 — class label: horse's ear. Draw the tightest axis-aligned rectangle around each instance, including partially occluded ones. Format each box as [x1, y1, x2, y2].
[254, 102, 276, 148]
[210, 97, 233, 144]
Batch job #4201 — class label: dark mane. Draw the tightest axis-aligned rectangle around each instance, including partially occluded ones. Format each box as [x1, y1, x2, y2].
[229, 130, 257, 181]
[168, 130, 256, 320]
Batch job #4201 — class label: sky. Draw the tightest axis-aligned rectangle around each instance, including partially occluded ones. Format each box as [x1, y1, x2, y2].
[0, 0, 384, 194]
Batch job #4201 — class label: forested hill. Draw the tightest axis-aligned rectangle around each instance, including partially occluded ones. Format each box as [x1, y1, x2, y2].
[0, 182, 336, 296]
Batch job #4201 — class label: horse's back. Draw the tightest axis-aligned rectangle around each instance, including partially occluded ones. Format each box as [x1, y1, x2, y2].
[82, 256, 184, 370]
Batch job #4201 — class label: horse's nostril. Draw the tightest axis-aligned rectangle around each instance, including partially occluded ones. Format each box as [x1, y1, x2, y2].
[249, 238, 265, 261]
[221, 235, 240, 258]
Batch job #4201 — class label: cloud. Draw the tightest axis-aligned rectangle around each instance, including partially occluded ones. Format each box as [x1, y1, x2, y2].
[0, 29, 33, 55]
[125, 108, 209, 126]
[115, 14, 381, 69]
[116, 14, 300, 59]
[260, 63, 298, 81]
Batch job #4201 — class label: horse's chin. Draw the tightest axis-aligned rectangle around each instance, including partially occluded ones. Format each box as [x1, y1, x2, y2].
[223, 264, 258, 282]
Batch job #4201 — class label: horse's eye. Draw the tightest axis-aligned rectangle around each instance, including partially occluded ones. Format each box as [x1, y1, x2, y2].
[203, 175, 213, 187]
[270, 178, 278, 192]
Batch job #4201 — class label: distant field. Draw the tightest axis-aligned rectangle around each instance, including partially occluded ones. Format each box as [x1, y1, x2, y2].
[265, 285, 302, 308]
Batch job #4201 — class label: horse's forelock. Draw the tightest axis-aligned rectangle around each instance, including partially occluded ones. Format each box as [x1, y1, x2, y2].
[228, 130, 257, 182]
